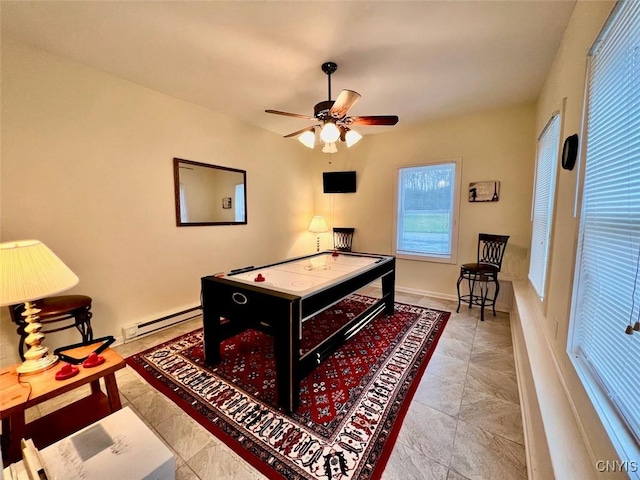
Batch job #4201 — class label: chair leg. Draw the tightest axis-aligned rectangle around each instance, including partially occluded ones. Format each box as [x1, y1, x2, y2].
[456, 275, 464, 313]
[15, 323, 27, 361]
[468, 275, 477, 309]
[492, 278, 500, 316]
[18, 335, 26, 361]
[74, 308, 93, 342]
[479, 281, 487, 321]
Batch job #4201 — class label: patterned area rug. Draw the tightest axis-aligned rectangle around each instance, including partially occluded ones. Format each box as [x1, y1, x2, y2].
[126, 295, 449, 480]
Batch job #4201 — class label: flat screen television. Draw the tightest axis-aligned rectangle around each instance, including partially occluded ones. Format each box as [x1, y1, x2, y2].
[323, 171, 357, 193]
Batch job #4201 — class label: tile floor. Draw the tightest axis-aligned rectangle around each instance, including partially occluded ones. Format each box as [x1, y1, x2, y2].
[23, 288, 527, 480]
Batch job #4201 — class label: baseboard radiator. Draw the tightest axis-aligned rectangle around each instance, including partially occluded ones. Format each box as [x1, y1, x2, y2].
[122, 305, 202, 342]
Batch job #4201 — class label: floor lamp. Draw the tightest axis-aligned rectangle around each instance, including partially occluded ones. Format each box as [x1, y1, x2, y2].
[308, 216, 329, 252]
[0, 240, 79, 375]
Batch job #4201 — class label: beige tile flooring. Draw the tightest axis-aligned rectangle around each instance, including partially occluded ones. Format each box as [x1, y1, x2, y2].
[23, 289, 526, 480]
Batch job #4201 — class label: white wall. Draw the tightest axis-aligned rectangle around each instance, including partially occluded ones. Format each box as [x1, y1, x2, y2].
[0, 38, 314, 364]
[310, 104, 536, 297]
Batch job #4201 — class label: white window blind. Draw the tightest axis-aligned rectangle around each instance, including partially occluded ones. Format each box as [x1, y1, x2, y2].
[395, 161, 458, 262]
[570, 0, 640, 454]
[529, 114, 560, 299]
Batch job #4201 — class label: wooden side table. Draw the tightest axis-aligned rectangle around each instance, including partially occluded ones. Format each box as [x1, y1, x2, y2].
[0, 345, 125, 466]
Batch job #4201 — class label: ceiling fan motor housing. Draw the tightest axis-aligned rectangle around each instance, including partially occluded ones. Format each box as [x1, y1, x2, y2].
[314, 100, 335, 120]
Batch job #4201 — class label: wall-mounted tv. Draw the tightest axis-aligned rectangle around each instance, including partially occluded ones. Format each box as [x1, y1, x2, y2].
[323, 171, 357, 193]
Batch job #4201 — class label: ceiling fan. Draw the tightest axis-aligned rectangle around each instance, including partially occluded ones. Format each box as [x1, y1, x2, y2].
[265, 62, 399, 152]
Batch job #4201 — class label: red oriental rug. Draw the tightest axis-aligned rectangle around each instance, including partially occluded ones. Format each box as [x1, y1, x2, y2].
[126, 295, 449, 480]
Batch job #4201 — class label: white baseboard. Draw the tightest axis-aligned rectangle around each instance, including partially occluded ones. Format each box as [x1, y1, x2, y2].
[394, 281, 513, 313]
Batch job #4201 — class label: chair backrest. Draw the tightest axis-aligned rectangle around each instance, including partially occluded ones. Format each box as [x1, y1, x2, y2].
[477, 233, 510, 271]
[333, 227, 355, 252]
[7, 304, 22, 324]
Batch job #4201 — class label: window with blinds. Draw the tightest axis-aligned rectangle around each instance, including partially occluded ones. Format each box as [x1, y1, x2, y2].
[529, 114, 560, 300]
[569, 0, 640, 462]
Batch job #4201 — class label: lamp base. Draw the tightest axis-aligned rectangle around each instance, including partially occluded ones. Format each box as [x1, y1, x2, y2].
[16, 300, 60, 375]
[16, 354, 59, 375]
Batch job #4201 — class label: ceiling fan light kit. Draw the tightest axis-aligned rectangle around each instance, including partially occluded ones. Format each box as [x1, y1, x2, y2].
[322, 142, 338, 154]
[345, 129, 362, 147]
[320, 122, 340, 143]
[266, 62, 398, 153]
[298, 130, 316, 149]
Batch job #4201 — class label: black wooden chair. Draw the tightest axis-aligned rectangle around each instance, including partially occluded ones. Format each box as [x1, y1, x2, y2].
[9, 295, 93, 360]
[333, 227, 355, 252]
[456, 234, 509, 321]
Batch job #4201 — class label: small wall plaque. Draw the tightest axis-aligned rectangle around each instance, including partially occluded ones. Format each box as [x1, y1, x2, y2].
[222, 197, 232, 209]
[469, 181, 500, 202]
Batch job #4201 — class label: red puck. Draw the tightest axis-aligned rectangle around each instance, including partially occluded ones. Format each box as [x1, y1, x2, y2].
[255, 273, 266, 282]
[83, 352, 105, 368]
[55, 363, 79, 380]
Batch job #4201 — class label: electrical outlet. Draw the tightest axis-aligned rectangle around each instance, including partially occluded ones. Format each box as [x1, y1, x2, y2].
[123, 325, 138, 339]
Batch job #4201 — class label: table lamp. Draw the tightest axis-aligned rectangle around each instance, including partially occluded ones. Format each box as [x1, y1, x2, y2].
[308, 216, 329, 252]
[0, 240, 79, 375]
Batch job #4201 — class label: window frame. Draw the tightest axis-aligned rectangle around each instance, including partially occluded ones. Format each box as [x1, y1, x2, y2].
[567, 0, 640, 473]
[393, 158, 462, 264]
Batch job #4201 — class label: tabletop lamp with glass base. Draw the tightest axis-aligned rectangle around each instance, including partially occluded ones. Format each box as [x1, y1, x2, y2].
[0, 240, 79, 375]
[308, 216, 329, 252]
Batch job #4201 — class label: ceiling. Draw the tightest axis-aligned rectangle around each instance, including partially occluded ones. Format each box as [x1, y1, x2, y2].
[1, 1, 576, 138]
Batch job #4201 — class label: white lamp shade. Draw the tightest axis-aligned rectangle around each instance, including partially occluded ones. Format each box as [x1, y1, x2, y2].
[320, 122, 340, 143]
[298, 130, 316, 149]
[308, 216, 329, 234]
[345, 129, 363, 147]
[0, 240, 79, 306]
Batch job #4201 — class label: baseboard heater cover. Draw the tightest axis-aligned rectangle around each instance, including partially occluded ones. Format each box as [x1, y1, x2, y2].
[122, 305, 202, 341]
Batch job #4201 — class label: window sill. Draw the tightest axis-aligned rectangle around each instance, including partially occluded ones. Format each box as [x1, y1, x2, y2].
[511, 279, 597, 480]
[395, 252, 456, 264]
[569, 352, 640, 479]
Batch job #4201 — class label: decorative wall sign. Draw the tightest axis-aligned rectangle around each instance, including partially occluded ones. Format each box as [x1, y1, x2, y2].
[222, 197, 232, 209]
[469, 181, 500, 202]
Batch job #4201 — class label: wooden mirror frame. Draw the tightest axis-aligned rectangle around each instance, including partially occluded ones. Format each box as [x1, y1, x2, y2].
[173, 158, 247, 226]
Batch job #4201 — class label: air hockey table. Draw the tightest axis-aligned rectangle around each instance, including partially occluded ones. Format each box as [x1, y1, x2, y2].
[201, 251, 395, 412]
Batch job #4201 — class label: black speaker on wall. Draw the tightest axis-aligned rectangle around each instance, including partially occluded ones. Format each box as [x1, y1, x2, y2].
[562, 134, 579, 171]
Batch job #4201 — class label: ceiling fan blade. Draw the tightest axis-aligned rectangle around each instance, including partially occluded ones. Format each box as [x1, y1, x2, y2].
[283, 125, 317, 138]
[329, 90, 361, 119]
[265, 109, 315, 120]
[347, 115, 399, 126]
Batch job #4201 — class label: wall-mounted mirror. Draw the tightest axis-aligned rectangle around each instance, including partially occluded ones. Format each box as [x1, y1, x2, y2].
[173, 158, 247, 226]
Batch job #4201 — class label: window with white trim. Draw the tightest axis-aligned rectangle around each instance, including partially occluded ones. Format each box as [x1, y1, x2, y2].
[569, 0, 640, 466]
[395, 159, 461, 263]
[529, 114, 560, 300]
